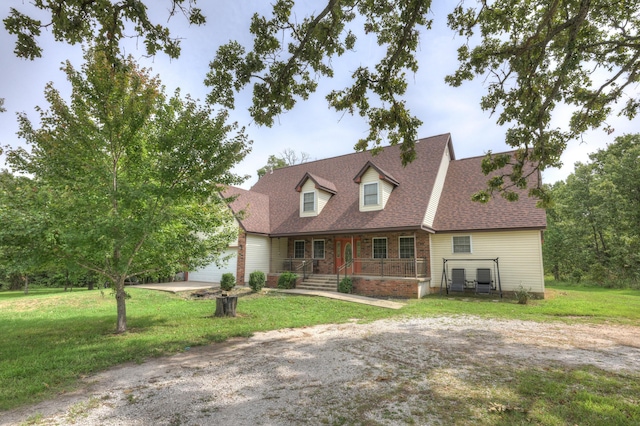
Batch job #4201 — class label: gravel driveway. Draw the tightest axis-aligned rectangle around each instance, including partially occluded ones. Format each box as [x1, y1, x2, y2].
[4, 316, 640, 425]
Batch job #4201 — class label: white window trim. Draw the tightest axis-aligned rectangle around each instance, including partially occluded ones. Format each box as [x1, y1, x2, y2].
[363, 182, 379, 206]
[372, 237, 388, 259]
[294, 240, 306, 258]
[452, 235, 472, 254]
[312, 239, 325, 259]
[302, 191, 316, 212]
[398, 236, 415, 259]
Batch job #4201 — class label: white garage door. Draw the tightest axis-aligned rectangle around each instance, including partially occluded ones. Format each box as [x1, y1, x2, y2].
[188, 248, 238, 283]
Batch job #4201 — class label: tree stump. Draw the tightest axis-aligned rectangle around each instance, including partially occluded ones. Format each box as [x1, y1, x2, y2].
[214, 295, 237, 317]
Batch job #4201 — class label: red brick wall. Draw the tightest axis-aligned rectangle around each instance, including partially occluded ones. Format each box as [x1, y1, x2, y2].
[236, 231, 247, 285]
[352, 277, 421, 298]
[284, 231, 431, 276]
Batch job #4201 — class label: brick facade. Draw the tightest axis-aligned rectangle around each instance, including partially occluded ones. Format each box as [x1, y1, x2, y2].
[284, 231, 431, 276]
[352, 277, 424, 298]
[235, 231, 247, 285]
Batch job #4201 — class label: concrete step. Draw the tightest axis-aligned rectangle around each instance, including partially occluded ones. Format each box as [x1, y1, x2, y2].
[297, 275, 338, 291]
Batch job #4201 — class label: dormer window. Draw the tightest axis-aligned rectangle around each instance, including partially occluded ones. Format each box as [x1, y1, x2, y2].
[354, 161, 399, 212]
[363, 182, 379, 206]
[303, 191, 315, 212]
[295, 172, 336, 217]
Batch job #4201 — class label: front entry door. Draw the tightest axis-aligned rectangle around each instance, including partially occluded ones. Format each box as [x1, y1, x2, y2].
[335, 238, 360, 274]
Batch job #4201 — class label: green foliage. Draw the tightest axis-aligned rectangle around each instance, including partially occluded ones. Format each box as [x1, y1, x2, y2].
[220, 273, 236, 291]
[3, 0, 205, 62]
[513, 285, 532, 305]
[256, 148, 309, 178]
[3, 48, 249, 332]
[448, 1, 640, 201]
[6, 2, 639, 200]
[338, 276, 353, 294]
[543, 134, 640, 287]
[248, 271, 266, 292]
[277, 271, 298, 289]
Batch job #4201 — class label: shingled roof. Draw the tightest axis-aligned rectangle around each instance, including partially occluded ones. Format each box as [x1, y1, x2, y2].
[223, 186, 270, 235]
[226, 134, 546, 236]
[432, 154, 547, 231]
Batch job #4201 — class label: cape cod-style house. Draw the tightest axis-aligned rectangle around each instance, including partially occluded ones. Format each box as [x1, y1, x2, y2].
[188, 134, 546, 297]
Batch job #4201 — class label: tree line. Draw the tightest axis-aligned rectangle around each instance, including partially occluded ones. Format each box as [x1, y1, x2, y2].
[543, 134, 640, 287]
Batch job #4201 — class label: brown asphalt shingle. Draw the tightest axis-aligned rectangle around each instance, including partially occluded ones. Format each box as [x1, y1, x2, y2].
[226, 134, 546, 236]
[432, 154, 546, 231]
[249, 134, 452, 236]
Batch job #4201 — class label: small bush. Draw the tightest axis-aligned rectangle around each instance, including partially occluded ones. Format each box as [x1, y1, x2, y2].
[220, 273, 236, 291]
[338, 276, 353, 294]
[514, 284, 532, 305]
[249, 271, 266, 292]
[277, 272, 298, 289]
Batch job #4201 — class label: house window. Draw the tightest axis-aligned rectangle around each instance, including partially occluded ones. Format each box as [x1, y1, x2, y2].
[452, 236, 472, 254]
[294, 240, 305, 258]
[363, 182, 378, 206]
[372, 237, 387, 259]
[313, 240, 325, 259]
[303, 191, 315, 212]
[399, 237, 415, 259]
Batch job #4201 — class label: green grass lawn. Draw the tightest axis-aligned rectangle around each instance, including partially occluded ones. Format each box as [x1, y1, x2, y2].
[1, 281, 639, 423]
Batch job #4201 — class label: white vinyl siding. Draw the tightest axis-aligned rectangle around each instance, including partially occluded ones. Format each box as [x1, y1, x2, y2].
[317, 189, 332, 213]
[359, 167, 394, 212]
[244, 234, 270, 284]
[299, 179, 332, 217]
[430, 230, 545, 294]
[423, 144, 451, 227]
[271, 237, 288, 272]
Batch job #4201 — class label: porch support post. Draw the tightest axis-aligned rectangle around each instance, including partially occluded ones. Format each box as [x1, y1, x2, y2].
[413, 232, 418, 278]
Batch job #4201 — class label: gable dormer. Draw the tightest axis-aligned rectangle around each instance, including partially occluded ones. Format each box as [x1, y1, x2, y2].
[295, 172, 337, 217]
[353, 161, 399, 212]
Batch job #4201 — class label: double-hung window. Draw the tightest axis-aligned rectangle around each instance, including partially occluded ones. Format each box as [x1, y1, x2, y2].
[363, 182, 378, 206]
[372, 237, 387, 259]
[399, 237, 415, 259]
[313, 240, 325, 259]
[303, 191, 315, 212]
[452, 236, 472, 254]
[294, 240, 305, 258]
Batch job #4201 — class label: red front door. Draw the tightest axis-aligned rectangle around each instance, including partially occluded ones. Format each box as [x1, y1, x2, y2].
[335, 238, 360, 274]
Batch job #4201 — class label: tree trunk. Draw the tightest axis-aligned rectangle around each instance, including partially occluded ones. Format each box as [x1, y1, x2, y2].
[115, 280, 127, 333]
[214, 296, 237, 317]
[23, 275, 29, 295]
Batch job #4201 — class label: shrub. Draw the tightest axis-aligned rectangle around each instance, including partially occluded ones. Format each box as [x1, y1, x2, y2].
[220, 273, 236, 291]
[249, 271, 266, 292]
[277, 271, 298, 289]
[338, 276, 353, 294]
[514, 284, 532, 305]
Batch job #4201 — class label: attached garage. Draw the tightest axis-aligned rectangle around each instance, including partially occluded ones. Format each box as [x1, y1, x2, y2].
[188, 247, 238, 283]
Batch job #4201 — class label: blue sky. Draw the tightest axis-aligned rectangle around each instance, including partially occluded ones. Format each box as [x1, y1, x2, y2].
[0, 1, 635, 189]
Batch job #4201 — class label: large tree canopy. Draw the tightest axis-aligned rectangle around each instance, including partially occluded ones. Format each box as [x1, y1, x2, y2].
[4, 48, 250, 332]
[543, 133, 640, 284]
[5, 1, 639, 202]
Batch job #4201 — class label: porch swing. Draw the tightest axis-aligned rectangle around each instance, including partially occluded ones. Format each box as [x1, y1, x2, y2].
[439, 258, 503, 298]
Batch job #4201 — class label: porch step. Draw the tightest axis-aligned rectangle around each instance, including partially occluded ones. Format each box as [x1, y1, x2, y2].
[297, 275, 338, 292]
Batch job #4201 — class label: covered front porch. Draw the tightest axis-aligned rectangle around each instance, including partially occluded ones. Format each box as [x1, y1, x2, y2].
[266, 232, 432, 298]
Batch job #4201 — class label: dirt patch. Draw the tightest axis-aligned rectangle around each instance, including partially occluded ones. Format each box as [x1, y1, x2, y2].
[3, 316, 640, 425]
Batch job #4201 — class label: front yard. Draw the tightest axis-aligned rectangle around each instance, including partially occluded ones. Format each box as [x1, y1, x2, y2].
[1, 281, 639, 424]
